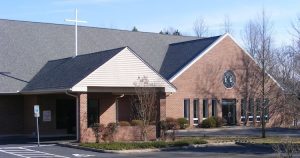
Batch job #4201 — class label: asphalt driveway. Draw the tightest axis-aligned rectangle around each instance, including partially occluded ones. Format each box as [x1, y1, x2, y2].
[0, 143, 279, 158]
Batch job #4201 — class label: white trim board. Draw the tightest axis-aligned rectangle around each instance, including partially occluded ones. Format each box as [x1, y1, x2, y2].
[227, 34, 284, 90]
[168, 33, 283, 90]
[169, 34, 227, 82]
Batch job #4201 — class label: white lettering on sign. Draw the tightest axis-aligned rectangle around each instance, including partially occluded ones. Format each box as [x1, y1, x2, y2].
[34, 105, 40, 117]
[43, 110, 51, 122]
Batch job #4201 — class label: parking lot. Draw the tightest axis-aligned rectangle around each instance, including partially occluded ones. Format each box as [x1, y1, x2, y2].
[0, 143, 279, 158]
[1, 127, 300, 158]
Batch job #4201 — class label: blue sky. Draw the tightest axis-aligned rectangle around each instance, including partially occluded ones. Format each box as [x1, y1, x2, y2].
[1, 0, 299, 45]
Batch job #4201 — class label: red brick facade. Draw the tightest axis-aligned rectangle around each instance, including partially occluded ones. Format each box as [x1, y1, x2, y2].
[0, 36, 284, 141]
[165, 36, 283, 127]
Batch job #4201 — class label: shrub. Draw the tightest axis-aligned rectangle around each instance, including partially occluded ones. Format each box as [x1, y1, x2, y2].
[118, 121, 130, 126]
[131, 120, 144, 126]
[177, 118, 188, 129]
[80, 139, 207, 150]
[201, 117, 216, 128]
[91, 123, 105, 143]
[165, 117, 179, 130]
[103, 123, 118, 142]
[212, 116, 223, 127]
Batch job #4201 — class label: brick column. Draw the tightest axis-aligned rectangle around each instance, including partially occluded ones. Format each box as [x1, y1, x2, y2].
[189, 99, 194, 126]
[157, 93, 166, 138]
[236, 99, 241, 125]
[208, 99, 212, 117]
[159, 93, 166, 121]
[79, 93, 88, 143]
[198, 99, 203, 125]
[217, 99, 222, 118]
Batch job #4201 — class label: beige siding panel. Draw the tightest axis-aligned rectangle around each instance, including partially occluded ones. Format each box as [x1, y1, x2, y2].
[73, 48, 175, 92]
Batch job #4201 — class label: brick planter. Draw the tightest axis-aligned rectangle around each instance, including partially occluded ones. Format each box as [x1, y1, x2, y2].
[114, 125, 156, 141]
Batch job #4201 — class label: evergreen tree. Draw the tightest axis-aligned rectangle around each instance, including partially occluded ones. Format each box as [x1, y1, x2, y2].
[132, 26, 138, 32]
[173, 29, 181, 36]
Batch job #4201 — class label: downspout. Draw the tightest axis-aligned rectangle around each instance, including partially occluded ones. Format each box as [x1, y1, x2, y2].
[65, 91, 80, 142]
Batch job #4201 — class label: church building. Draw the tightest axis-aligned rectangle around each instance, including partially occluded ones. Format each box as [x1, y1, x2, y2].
[0, 19, 283, 142]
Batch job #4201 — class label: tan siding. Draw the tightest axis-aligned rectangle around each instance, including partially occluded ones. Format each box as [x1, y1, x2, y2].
[73, 48, 175, 92]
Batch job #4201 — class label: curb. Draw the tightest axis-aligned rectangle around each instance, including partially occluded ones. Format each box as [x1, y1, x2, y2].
[57, 142, 237, 153]
[235, 142, 273, 148]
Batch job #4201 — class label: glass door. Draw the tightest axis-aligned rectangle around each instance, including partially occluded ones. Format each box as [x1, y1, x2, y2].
[222, 99, 236, 125]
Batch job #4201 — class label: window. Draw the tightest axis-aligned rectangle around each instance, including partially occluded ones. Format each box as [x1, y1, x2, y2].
[193, 99, 199, 124]
[256, 99, 261, 122]
[263, 98, 270, 121]
[249, 98, 254, 122]
[241, 99, 246, 122]
[203, 99, 208, 118]
[88, 99, 99, 127]
[184, 99, 190, 120]
[212, 99, 217, 117]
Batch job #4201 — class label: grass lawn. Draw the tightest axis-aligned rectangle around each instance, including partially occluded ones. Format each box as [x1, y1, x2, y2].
[80, 139, 207, 150]
[181, 136, 300, 145]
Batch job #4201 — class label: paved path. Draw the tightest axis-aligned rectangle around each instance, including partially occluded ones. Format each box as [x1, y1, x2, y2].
[175, 127, 300, 137]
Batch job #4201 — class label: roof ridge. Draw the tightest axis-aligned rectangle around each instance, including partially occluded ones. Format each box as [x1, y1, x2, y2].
[169, 35, 221, 46]
[0, 18, 197, 38]
[47, 46, 126, 63]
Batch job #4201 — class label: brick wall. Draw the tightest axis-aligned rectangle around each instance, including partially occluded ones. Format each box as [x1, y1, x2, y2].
[115, 126, 156, 141]
[166, 36, 283, 127]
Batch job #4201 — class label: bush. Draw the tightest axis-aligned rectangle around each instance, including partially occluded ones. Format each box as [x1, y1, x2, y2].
[201, 117, 216, 128]
[80, 139, 207, 150]
[91, 123, 105, 143]
[131, 120, 144, 126]
[177, 118, 188, 129]
[103, 122, 118, 142]
[165, 117, 179, 130]
[118, 121, 130, 126]
[212, 117, 223, 127]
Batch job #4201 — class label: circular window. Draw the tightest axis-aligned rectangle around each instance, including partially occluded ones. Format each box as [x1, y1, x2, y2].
[223, 70, 236, 88]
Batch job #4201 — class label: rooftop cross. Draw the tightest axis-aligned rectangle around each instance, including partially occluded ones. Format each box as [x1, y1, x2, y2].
[65, 8, 87, 57]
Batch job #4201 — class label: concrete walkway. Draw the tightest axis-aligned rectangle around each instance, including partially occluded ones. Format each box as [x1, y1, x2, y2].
[175, 127, 300, 137]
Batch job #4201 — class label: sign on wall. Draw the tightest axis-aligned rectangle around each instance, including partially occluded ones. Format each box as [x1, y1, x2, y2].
[43, 110, 51, 122]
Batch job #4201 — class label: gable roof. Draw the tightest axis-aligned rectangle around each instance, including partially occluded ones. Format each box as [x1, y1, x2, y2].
[23, 47, 177, 93]
[159, 35, 221, 79]
[0, 19, 198, 93]
[22, 47, 125, 92]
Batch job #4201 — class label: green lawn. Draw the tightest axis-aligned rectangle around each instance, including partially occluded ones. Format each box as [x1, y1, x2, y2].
[80, 136, 300, 150]
[80, 139, 207, 150]
[181, 136, 300, 145]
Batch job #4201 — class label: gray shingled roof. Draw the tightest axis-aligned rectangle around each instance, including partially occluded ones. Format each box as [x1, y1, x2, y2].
[159, 36, 221, 79]
[0, 19, 198, 93]
[22, 47, 125, 92]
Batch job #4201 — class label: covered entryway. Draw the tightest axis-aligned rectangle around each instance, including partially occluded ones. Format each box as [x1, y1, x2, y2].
[56, 99, 76, 134]
[222, 99, 236, 125]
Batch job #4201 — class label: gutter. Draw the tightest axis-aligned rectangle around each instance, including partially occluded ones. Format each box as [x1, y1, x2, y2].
[65, 90, 80, 142]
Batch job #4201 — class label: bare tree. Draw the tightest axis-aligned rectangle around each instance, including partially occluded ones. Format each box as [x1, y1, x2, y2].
[223, 15, 233, 34]
[272, 137, 300, 158]
[242, 9, 280, 138]
[193, 17, 208, 37]
[131, 76, 157, 141]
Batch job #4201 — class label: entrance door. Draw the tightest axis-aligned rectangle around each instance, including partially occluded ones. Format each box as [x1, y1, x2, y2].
[56, 99, 76, 134]
[222, 99, 236, 125]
